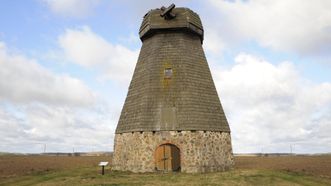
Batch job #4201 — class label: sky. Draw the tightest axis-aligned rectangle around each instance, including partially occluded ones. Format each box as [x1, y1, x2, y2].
[0, 0, 330, 154]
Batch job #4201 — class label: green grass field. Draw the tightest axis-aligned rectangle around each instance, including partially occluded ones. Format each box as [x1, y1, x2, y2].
[1, 155, 331, 186]
[1, 167, 331, 186]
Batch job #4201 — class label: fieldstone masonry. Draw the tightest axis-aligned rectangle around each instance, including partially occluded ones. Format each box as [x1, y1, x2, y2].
[113, 131, 234, 173]
[113, 5, 234, 173]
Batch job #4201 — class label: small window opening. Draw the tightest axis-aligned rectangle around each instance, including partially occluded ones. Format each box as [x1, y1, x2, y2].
[152, 131, 156, 135]
[191, 130, 196, 133]
[164, 68, 172, 79]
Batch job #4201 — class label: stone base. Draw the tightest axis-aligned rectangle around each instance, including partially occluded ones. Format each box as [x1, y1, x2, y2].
[112, 131, 234, 173]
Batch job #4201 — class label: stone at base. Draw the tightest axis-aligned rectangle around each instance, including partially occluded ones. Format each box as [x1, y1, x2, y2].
[112, 131, 234, 173]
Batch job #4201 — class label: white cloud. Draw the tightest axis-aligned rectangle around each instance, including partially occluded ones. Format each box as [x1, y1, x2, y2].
[0, 42, 95, 106]
[43, 0, 100, 17]
[0, 103, 116, 153]
[208, 0, 331, 56]
[213, 53, 331, 153]
[203, 28, 226, 55]
[58, 26, 139, 85]
[0, 41, 117, 153]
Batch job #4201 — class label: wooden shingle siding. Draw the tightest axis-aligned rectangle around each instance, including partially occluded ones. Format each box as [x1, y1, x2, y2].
[116, 7, 229, 134]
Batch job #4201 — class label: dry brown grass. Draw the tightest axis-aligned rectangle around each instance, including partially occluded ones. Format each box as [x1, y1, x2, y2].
[235, 155, 331, 179]
[0, 155, 110, 179]
[1, 155, 331, 185]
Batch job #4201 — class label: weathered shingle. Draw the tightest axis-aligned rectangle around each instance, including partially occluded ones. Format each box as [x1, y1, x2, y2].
[115, 7, 230, 133]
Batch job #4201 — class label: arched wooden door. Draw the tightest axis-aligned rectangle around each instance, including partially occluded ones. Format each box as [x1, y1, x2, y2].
[155, 144, 180, 171]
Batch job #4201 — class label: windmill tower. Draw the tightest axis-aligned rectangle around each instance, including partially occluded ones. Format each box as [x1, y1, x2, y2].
[112, 4, 234, 173]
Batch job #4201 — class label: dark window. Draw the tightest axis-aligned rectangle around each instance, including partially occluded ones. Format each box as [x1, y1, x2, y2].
[164, 68, 172, 79]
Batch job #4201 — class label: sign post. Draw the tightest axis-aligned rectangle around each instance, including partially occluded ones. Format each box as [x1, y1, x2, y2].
[98, 162, 109, 175]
